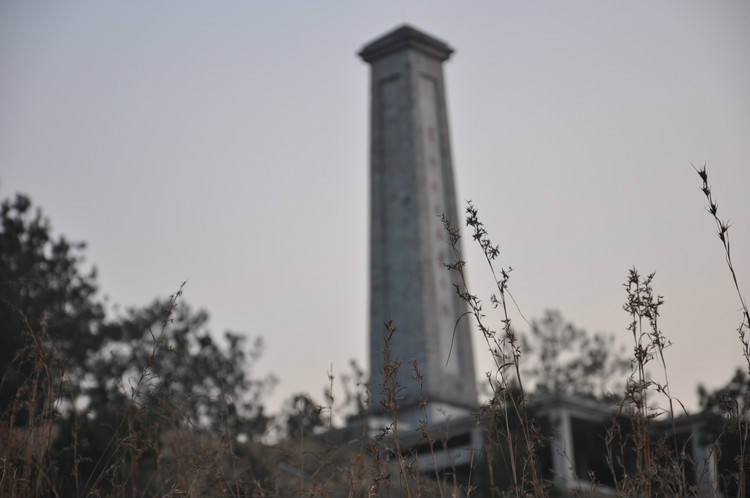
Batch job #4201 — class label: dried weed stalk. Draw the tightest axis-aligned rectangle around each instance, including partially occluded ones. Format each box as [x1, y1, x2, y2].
[443, 203, 545, 498]
[696, 164, 749, 498]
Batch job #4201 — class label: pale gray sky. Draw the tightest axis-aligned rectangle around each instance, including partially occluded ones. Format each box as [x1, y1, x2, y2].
[1, 1, 748, 415]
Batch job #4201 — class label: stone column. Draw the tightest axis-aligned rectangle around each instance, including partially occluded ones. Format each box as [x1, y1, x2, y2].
[359, 25, 477, 427]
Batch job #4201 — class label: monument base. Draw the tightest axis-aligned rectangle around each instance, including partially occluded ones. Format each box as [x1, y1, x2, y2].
[366, 402, 483, 473]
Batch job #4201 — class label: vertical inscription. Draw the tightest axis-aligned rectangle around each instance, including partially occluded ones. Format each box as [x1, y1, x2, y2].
[418, 75, 459, 375]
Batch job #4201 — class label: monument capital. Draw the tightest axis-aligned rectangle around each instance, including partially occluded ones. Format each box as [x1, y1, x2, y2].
[358, 24, 454, 63]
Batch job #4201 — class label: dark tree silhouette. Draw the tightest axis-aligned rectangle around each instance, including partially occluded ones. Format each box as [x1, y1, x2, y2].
[1, 193, 105, 413]
[1, 192, 274, 495]
[521, 309, 630, 399]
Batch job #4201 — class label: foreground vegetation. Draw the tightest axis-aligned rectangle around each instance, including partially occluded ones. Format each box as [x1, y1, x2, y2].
[1, 165, 748, 497]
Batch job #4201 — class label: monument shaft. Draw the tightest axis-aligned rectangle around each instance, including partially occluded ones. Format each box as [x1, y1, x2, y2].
[360, 26, 477, 417]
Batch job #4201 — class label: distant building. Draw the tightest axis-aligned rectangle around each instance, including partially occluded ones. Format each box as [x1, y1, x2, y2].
[529, 394, 734, 497]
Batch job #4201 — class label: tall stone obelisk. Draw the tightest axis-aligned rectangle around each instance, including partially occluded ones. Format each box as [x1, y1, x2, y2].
[359, 25, 477, 427]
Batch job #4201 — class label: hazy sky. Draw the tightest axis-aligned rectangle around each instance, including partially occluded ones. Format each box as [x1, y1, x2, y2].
[1, 2, 748, 415]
